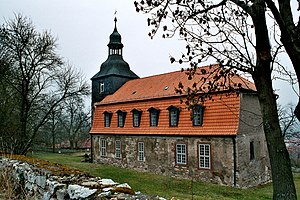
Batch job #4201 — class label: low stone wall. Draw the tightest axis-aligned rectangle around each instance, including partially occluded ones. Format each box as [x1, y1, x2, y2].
[0, 156, 165, 200]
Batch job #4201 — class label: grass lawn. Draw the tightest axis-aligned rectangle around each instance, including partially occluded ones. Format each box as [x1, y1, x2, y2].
[30, 151, 299, 200]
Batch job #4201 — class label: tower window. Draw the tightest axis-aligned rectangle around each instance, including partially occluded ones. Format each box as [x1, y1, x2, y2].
[99, 82, 105, 93]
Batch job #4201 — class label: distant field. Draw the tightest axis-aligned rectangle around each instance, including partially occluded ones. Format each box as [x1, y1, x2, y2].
[30, 151, 300, 200]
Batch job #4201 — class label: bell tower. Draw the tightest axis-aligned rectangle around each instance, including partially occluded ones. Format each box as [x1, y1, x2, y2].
[91, 18, 139, 106]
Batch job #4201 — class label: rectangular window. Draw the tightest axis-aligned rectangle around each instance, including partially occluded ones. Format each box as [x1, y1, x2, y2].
[105, 115, 110, 127]
[148, 107, 160, 127]
[100, 139, 106, 157]
[138, 142, 145, 161]
[117, 110, 126, 128]
[104, 112, 112, 127]
[170, 109, 178, 126]
[131, 109, 142, 127]
[176, 144, 187, 165]
[115, 140, 121, 159]
[150, 112, 157, 127]
[168, 106, 179, 127]
[133, 112, 140, 127]
[99, 82, 104, 93]
[193, 105, 204, 126]
[199, 144, 210, 169]
[250, 141, 255, 160]
[118, 113, 124, 127]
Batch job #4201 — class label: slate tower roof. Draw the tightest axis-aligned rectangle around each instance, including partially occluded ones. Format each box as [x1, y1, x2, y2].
[91, 18, 139, 106]
[91, 18, 138, 80]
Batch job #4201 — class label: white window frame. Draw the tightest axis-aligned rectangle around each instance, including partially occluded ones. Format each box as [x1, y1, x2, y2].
[199, 144, 211, 169]
[176, 144, 187, 165]
[99, 82, 105, 93]
[138, 142, 145, 161]
[100, 139, 106, 157]
[115, 140, 121, 159]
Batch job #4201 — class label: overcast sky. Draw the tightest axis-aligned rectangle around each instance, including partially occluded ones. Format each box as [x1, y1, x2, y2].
[0, 0, 298, 106]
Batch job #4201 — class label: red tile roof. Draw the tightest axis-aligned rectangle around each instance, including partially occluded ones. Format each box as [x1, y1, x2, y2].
[90, 65, 254, 136]
[97, 64, 255, 105]
[90, 94, 240, 136]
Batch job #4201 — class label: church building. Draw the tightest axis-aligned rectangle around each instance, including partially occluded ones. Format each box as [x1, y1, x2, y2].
[90, 18, 271, 188]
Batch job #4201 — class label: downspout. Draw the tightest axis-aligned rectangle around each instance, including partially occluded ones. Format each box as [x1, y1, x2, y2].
[90, 134, 93, 163]
[232, 136, 237, 187]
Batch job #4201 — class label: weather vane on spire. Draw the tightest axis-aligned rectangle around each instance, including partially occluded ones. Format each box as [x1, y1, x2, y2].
[114, 10, 117, 24]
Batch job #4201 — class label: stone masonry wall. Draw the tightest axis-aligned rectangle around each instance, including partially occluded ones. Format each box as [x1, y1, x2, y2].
[236, 93, 271, 188]
[0, 156, 165, 200]
[93, 135, 236, 186]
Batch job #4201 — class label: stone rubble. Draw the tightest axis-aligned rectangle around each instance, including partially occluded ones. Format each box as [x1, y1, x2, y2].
[0, 157, 166, 200]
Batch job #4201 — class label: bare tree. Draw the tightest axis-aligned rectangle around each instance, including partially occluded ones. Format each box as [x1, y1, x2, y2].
[36, 109, 63, 153]
[59, 97, 90, 149]
[135, 0, 298, 199]
[278, 103, 300, 139]
[0, 14, 90, 155]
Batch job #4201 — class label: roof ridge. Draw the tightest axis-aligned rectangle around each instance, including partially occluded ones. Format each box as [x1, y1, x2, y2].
[127, 64, 219, 82]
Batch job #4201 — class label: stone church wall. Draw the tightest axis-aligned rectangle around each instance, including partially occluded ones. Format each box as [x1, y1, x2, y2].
[93, 135, 237, 186]
[235, 93, 271, 188]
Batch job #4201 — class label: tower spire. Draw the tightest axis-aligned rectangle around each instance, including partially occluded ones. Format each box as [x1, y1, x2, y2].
[114, 17, 117, 30]
[108, 17, 123, 56]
